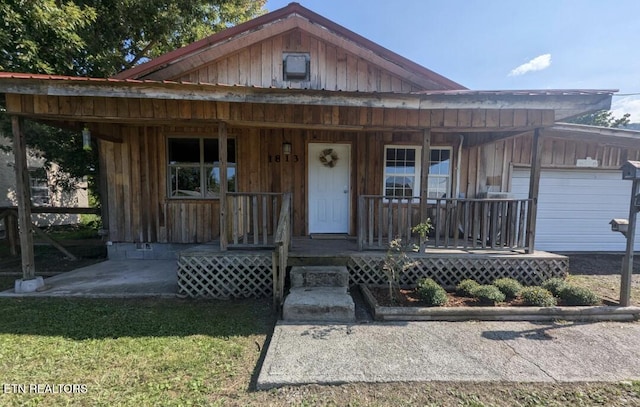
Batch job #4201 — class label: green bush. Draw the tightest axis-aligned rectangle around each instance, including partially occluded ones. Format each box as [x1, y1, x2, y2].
[520, 286, 557, 307]
[541, 278, 569, 296]
[559, 285, 600, 306]
[456, 279, 480, 297]
[471, 285, 506, 305]
[493, 278, 523, 300]
[416, 278, 447, 306]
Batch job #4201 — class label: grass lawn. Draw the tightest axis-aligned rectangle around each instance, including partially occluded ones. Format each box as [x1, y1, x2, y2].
[0, 298, 639, 406]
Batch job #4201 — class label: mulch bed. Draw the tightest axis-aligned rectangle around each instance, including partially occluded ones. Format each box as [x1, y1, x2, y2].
[367, 286, 583, 308]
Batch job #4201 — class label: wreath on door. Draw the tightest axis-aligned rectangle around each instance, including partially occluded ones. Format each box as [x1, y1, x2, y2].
[319, 148, 339, 168]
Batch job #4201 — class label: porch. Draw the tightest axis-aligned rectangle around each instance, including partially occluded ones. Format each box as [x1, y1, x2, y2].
[176, 236, 568, 301]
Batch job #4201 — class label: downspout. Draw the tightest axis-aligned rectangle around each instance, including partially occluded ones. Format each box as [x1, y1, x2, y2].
[456, 135, 464, 198]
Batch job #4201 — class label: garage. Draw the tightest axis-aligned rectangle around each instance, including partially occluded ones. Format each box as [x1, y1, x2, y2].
[511, 168, 639, 252]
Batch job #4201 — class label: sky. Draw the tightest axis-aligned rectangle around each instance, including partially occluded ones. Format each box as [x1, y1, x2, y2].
[265, 0, 640, 123]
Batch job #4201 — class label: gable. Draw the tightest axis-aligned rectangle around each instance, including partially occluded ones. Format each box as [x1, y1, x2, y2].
[175, 28, 427, 92]
[117, 4, 464, 92]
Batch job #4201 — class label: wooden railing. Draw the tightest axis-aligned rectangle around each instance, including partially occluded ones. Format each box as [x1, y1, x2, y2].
[272, 193, 292, 311]
[1, 206, 101, 257]
[227, 192, 286, 248]
[357, 196, 532, 251]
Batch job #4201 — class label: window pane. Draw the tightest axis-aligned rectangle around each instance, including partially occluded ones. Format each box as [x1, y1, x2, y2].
[385, 176, 414, 197]
[170, 166, 201, 197]
[168, 139, 200, 164]
[204, 139, 236, 163]
[205, 165, 236, 196]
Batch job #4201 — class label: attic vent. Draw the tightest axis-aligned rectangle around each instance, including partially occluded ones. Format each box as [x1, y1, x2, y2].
[283, 52, 310, 81]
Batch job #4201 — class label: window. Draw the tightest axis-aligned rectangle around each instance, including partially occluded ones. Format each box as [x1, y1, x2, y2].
[29, 168, 50, 206]
[427, 148, 451, 199]
[384, 146, 421, 198]
[383, 146, 452, 199]
[168, 137, 236, 199]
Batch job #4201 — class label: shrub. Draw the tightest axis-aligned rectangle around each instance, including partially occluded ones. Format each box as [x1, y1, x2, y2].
[520, 286, 557, 307]
[493, 278, 523, 300]
[471, 285, 506, 305]
[456, 279, 480, 297]
[541, 278, 569, 296]
[416, 278, 447, 306]
[559, 285, 600, 306]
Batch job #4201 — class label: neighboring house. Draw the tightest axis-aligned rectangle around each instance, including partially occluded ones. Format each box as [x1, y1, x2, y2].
[0, 135, 89, 232]
[0, 3, 636, 299]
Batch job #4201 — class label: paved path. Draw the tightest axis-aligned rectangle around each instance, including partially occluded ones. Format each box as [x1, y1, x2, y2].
[0, 260, 177, 298]
[257, 320, 640, 389]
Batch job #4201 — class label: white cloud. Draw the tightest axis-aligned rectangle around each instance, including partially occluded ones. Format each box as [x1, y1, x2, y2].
[611, 95, 640, 123]
[508, 54, 552, 76]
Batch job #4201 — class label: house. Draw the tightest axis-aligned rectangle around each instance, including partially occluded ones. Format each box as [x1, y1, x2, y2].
[0, 3, 633, 299]
[0, 135, 89, 234]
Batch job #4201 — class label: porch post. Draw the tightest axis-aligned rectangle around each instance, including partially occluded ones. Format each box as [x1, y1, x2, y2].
[11, 116, 36, 280]
[525, 127, 543, 254]
[219, 122, 228, 251]
[420, 128, 431, 249]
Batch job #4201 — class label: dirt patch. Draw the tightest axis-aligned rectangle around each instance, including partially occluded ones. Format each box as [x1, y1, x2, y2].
[567, 253, 640, 275]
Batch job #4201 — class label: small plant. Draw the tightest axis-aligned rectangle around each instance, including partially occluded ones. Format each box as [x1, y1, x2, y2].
[456, 279, 480, 297]
[493, 278, 523, 300]
[412, 220, 433, 251]
[520, 286, 557, 307]
[416, 278, 447, 306]
[541, 278, 569, 296]
[559, 285, 600, 306]
[471, 285, 506, 305]
[383, 239, 418, 305]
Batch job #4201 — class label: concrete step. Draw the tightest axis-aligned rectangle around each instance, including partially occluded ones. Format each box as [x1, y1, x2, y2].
[283, 287, 355, 322]
[290, 266, 349, 289]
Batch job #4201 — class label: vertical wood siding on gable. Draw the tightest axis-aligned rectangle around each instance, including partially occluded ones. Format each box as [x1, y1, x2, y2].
[178, 29, 422, 92]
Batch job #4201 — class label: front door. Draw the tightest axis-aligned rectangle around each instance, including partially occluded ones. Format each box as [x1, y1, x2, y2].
[308, 143, 350, 234]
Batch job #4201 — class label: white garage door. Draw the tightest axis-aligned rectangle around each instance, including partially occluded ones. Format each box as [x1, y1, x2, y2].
[511, 168, 639, 252]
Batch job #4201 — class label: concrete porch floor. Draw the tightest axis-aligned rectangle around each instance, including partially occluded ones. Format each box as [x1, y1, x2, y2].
[0, 260, 178, 298]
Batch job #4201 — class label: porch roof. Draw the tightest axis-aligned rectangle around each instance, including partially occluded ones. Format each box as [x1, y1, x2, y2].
[0, 73, 614, 131]
[547, 123, 640, 148]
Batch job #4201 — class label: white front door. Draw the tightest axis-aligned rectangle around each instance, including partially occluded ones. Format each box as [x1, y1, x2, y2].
[308, 143, 351, 234]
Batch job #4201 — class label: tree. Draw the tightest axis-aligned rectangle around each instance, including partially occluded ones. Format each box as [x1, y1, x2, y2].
[566, 110, 631, 128]
[0, 0, 266, 206]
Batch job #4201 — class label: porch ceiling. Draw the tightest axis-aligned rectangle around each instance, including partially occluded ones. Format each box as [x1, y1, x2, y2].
[0, 73, 615, 136]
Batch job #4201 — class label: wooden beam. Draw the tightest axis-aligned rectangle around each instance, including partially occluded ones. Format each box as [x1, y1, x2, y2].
[620, 179, 639, 306]
[4, 210, 18, 256]
[420, 128, 431, 250]
[525, 128, 543, 254]
[11, 116, 36, 279]
[219, 122, 228, 251]
[31, 224, 77, 261]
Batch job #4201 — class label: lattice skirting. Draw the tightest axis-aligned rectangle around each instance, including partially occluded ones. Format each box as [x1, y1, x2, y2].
[347, 254, 568, 288]
[177, 253, 272, 299]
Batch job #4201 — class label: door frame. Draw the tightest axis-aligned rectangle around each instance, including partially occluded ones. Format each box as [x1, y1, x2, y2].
[306, 142, 352, 235]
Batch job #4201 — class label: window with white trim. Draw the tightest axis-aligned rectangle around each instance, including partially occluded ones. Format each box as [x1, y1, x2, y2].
[168, 137, 236, 199]
[427, 148, 452, 198]
[384, 146, 421, 198]
[383, 146, 452, 199]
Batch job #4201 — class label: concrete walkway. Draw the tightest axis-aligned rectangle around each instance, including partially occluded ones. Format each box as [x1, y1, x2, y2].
[0, 260, 177, 298]
[257, 320, 640, 389]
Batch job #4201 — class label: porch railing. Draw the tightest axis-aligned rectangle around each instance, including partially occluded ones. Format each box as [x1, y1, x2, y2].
[357, 196, 532, 251]
[272, 192, 292, 311]
[227, 192, 287, 248]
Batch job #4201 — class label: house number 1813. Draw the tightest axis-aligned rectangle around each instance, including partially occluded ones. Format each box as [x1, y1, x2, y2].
[268, 154, 299, 163]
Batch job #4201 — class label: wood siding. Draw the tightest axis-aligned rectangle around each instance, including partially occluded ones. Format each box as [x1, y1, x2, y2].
[101, 125, 454, 243]
[461, 133, 640, 198]
[177, 28, 421, 92]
